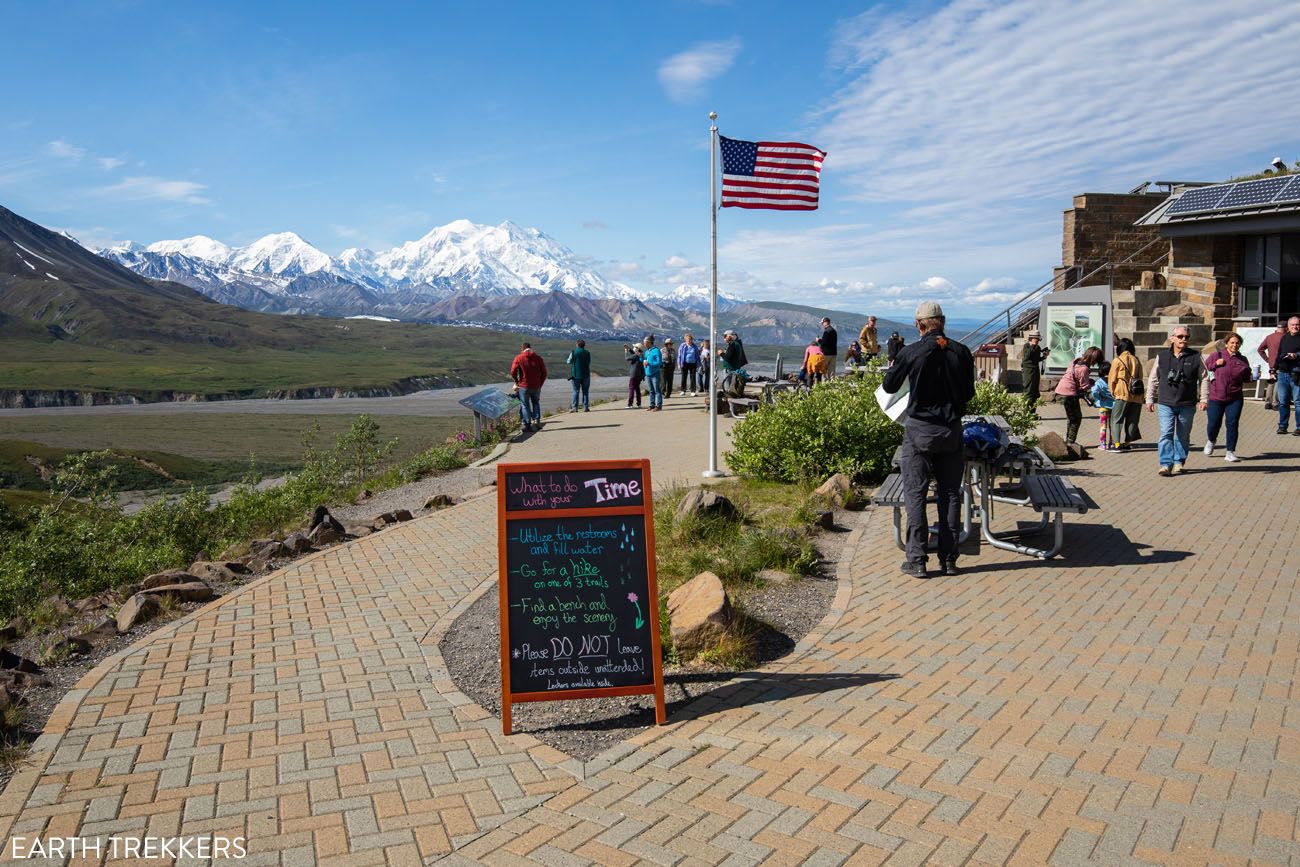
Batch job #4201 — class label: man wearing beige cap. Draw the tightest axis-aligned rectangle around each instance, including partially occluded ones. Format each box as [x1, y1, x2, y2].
[881, 301, 976, 578]
[1020, 329, 1045, 404]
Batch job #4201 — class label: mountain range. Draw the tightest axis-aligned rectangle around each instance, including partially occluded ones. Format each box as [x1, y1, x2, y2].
[93, 220, 887, 344]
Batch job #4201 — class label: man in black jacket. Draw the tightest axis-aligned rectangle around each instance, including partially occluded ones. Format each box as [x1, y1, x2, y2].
[819, 317, 838, 378]
[1275, 316, 1300, 435]
[882, 301, 976, 578]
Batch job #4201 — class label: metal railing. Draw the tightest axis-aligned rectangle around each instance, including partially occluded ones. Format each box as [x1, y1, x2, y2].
[959, 236, 1169, 348]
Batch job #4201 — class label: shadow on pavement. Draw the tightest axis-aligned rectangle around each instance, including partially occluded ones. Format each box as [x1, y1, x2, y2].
[958, 523, 1192, 573]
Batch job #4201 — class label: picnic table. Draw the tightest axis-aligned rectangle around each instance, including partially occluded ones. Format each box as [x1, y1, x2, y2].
[872, 415, 1090, 560]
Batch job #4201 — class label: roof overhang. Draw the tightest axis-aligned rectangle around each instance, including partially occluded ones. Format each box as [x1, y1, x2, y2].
[1136, 174, 1300, 235]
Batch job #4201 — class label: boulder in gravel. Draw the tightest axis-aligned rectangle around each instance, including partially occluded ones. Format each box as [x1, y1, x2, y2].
[424, 494, 456, 511]
[309, 505, 346, 535]
[815, 473, 854, 507]
[675, 489, 739, 523]
[1065, 442, 1090, 461]
[188, 561, 250, 583]
[42, 636, 92, 664]
[142, 582, 214, 604]
[355, 489, 374, 504]
[1037, 431, 1069, 461]
[0, 668, 49, 691]
[0, 648, 41, 673]
[249, 539, 292, 560]
[78, 617, 121, 644]
[0, 617, 27, 643]
[667, 571, 732, 657]
[282, 532, 315, 554]
[816, 510, 836, 530]
[345, 525, 373, 539]
[142, 569, 200, 590]
[308, 523, 343, 546]
[49, 596, 75, 617]
[116, 593, 163, 632]
[74, 591, 119, 613]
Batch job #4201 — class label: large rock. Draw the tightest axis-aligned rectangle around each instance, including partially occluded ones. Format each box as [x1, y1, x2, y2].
[117, 594, 163, 632]
[1037, 431, 1069, 461]
[42, 636, 92, 664]
[143, 582, 214, 603]
[309, 505, 345, 534]
[0, 648, 41, 673]
[675, 489, 739, 523]
[1157, 302, 1197, 317]
[424, 494, 456, 511]
[0, 668, 49, 691]
[142, 570, 200, 590]
[667, 571, 732, 657]
[815, 473, 854, 507]
[74, 591, 120, 613]
[345, 525, 373, 539]
[0, 618, 27, 643]
[282, 532, 315, 554]
[249, 539, 292, 560]
[188, 561, 251, 583]
[1065, 442, 1090, 461]
[78, 617, 121, 645]
[307, 523, 343, 546]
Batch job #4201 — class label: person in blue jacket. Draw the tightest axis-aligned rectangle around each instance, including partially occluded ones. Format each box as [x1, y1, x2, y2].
[641, 335, 664, 411]
[677, 333, 701, 396]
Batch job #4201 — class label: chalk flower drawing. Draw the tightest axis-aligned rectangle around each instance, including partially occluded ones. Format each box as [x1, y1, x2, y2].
[628, 593, 644, 629]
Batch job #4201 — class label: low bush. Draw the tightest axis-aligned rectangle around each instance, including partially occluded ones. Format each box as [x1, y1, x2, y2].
[726, 377, 901, 484]
[966, 380, 1040, 440]
[0, 415, 483, 623]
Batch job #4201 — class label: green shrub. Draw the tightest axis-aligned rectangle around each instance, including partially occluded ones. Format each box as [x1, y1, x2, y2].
[725, 377, 901, 484]
[967, 380, 1040, 441]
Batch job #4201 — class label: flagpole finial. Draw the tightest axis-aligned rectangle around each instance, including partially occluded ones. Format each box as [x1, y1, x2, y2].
[709, 111, 717, 120]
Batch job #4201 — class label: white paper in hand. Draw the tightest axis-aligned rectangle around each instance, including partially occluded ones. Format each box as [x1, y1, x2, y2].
[875, 379, 910, 424]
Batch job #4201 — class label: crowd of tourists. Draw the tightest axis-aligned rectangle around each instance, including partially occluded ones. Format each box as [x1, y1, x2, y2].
[1024, 315, 1300, 473]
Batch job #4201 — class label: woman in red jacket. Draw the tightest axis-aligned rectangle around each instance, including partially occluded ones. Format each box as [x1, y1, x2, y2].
[1202, 332, 1253, 462]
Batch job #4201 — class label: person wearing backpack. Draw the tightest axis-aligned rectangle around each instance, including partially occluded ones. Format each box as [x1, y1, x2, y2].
[1054, 347, 1101, 444]
[718, 330, 748, 397]
[1106, 338, 1144, 451]
[802, 338, 827, 385]
[881, 301, 976, 579]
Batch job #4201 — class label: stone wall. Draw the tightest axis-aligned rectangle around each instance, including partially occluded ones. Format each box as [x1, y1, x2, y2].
[1166, 234, 1238, 333]
[1054, 193, 1169, 291]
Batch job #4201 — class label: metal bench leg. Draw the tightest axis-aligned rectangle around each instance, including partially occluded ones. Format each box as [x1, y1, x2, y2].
[978, 484, 1056, 559]
[892, 506, 905, 551]
[1039, 512, 1065, 560]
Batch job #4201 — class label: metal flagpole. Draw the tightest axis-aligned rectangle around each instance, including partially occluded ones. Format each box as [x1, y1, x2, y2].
[705, 111, 723, 478]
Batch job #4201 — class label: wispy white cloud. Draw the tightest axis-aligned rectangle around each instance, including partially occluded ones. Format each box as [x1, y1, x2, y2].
[658, 38, 741, 102]
[45, 139, 86, 160]
[818, 0, 1300, 206]
[96, 156, 125, 170]
[96, 176, 211, 205]
[663, 255, 692, 268]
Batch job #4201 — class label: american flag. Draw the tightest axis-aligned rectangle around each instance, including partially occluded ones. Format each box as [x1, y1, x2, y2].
[719, 135, 826, 210]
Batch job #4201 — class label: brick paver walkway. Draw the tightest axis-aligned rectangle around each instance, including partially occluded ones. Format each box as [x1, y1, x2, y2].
[1, 395, 1297, 865]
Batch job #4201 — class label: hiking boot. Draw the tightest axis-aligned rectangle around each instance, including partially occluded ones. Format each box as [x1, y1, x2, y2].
[941, 560, 959, 576]
[899, 561, 928, 579]
[1158, 465, 1171, 476]
[1171, 463, 1183, 475]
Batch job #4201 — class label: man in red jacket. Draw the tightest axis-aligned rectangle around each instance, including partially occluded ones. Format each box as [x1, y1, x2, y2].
[510, 342, 548, 432]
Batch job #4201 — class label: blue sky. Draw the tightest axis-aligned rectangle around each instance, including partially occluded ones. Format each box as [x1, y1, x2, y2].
[3, 0, 1299, 317]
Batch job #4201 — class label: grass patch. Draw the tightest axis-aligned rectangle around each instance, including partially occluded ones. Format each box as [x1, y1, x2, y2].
[652, 479, 822, 666]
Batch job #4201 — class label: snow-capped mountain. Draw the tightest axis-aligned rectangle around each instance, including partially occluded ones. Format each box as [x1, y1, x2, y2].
[99, 220, 649, 305]
[652, 284, 745, 313]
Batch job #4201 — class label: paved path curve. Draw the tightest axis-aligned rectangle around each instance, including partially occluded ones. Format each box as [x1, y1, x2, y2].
[1, 396, 1297, 866]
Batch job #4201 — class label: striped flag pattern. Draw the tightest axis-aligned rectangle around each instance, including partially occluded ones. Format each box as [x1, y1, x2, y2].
[719, 135, 826, 210]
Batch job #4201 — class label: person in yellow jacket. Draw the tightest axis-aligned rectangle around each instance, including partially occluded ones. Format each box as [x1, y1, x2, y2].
[858, 315, 880, 360]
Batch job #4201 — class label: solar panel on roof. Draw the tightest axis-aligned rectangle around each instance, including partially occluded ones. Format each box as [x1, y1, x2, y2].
[1165, 184, 1233, 215]
[1218, 176, 1292, 209]
[1271, 174, 1300, 204]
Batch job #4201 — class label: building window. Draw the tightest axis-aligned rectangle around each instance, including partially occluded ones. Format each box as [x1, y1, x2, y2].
[1239, 234, 1298, 323]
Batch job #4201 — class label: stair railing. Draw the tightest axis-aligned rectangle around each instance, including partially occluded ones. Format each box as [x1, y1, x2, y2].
[959, 235, 1169, 347]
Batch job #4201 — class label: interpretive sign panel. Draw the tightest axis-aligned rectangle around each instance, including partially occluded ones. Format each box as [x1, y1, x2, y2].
[458, 386, 520, 421]
[497, 460, 665, 735]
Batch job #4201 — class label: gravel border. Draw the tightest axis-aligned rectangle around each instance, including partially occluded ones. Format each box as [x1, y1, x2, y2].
[438, 508, 860, 760]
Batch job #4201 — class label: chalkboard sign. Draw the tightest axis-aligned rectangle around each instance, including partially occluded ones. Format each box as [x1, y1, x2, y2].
[458, 386, 521, 421]
[497, 460, 665, 734]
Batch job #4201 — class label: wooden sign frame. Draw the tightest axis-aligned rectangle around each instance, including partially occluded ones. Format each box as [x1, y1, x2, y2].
[497, 459, 666, 735]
